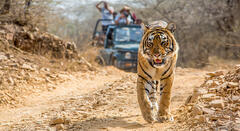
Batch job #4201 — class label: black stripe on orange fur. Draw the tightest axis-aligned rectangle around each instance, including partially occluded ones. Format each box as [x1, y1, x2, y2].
[161, 60, 172, 77]
[139, 62, 152, 79]
[161, 71, 173, 81]
[138, 75, 156, 90]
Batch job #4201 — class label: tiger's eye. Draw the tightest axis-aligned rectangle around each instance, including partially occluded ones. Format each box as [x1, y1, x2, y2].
[161, 41, 168, 46]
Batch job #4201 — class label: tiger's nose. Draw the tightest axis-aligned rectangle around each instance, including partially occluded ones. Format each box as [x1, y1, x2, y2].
[154, 54, 160, 57]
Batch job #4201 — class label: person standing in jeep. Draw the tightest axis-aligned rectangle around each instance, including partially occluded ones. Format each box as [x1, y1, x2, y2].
[96, 1, 114, 34]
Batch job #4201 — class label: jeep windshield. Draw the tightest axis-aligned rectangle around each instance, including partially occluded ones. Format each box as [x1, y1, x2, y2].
[114, 27, 142, 43]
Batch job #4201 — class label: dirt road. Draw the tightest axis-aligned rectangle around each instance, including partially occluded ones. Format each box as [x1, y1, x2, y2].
[0, 66, 213, 130]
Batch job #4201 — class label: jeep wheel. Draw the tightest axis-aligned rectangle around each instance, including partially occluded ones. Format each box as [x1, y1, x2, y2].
[112, 58, 118, 68]
[95, 56, 105, 66]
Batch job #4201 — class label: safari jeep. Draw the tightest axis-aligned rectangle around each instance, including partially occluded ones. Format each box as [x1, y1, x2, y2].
[95, 24, 143, 71]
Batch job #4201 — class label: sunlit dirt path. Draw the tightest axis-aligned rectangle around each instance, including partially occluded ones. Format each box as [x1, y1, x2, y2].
[0, 67, 211, 130]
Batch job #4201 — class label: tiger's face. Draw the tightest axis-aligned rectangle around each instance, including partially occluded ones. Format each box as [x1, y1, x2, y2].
[141, 23, 176, 68]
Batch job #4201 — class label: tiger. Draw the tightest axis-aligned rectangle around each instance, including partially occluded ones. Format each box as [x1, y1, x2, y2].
[137, 20, 179, 123]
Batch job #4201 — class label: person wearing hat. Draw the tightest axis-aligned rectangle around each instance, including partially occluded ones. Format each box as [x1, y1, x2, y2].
[114, 6, 133, 25]
[96, 1, 114, 33]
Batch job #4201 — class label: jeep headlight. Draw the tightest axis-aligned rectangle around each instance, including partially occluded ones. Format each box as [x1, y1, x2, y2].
[125, 52, 131, 59]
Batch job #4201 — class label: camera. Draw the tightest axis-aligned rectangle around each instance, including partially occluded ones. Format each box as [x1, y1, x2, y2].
[123, 12, 128, 17]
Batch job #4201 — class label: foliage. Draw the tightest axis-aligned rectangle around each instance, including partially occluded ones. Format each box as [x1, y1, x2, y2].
[46, 0, 240, 67]
[1, 0, 239, 67]
[131, 0, 240, 67]
[0, 0, 56, 31]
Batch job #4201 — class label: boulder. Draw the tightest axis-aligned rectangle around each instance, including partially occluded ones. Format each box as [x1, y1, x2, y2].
[192, 105, 203, 115]
[209, 99, 224, 109]
[50, 117, 65, 125]
[55, 124, 64, 130]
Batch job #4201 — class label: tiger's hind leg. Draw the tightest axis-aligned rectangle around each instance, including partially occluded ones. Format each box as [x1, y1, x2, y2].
[157, 74, 174, 122]
[137, 77, 158, 123]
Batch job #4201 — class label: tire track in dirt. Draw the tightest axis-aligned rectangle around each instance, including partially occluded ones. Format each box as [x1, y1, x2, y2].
[0, 67, 126, 130]
[0, 67, 209, 131]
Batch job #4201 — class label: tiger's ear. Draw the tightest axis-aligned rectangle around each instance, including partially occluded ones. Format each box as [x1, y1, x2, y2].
[141, 23, 150, 34]
[166, 22, 176, 33]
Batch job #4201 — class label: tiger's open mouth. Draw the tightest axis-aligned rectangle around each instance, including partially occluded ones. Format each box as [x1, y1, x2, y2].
[153, 58, 166, 66]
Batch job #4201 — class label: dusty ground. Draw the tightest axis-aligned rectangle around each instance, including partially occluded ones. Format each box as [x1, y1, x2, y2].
[0, 64, 215, 131]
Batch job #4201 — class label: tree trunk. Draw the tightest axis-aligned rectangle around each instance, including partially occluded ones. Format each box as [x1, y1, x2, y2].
[0, 0, 11, 14]
[24, 0, 32, 14]
[24, 0, 32, 9]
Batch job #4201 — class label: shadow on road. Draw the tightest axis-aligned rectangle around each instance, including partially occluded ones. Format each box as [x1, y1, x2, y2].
[69, 115, 145, 130]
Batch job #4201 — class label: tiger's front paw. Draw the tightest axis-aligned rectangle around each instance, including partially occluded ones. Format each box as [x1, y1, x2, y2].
[142, 114, 156, 123]
[157, 115, 174, 123]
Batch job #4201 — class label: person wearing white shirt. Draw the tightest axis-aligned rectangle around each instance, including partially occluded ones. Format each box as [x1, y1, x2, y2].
[96, 1, 114, 33]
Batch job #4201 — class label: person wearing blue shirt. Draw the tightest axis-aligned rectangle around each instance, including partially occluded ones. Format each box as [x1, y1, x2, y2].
[115, 6, 133, 25]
